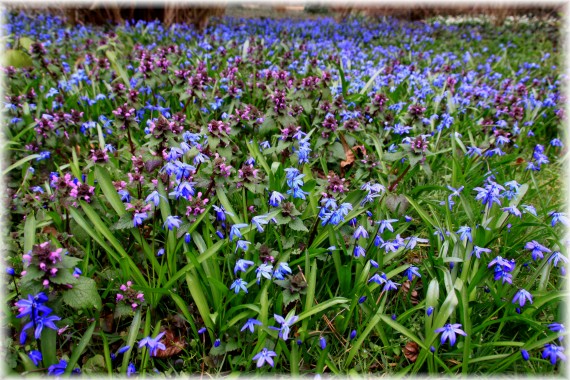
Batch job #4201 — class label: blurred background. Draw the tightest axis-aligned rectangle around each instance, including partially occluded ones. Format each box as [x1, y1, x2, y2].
[6, 2, 564, 31]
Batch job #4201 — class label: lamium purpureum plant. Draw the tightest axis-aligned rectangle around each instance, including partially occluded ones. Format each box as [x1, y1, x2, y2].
[3, 8, 566, 377]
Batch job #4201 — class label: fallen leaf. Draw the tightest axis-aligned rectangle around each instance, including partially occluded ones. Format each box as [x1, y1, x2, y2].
[154, 329, 187, 358]
[403, 341, 419, 362]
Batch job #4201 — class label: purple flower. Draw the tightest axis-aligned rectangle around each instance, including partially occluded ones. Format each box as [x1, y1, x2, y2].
[252, 348, 277, 367]
[512, 289, 533, 307]
[434, 323, 467, 346]
[138, 332, 166, 357]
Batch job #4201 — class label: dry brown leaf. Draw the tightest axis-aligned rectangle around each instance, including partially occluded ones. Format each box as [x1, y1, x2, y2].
[154, 329, 187, 358]
[403, 341, 420, 362]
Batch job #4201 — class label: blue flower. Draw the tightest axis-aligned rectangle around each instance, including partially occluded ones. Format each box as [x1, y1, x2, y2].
[20, 313, 60, 345]
[353, 225, 369, 240]
[127, 363, 137, 377]
[241, 318, 262, 333]
[235, 240, 251, 254]
[251, 215, 269, 233]
[28, 350, 42, 366]
[252, 348, 277, 367]
[269, 191, 285, 207]
[350, 330, 357, 340]
[138, 332, 166, 357]
[471, 246, 491, 259]
[118, 190, 131, 202]
[383, 280, 400, 292]
[548, 252, 569, 268]
[133, 212, 148, 227]
[369, 273, 387, 285]
[273, 262, 292, 280]
[456, 226, 472, 242]
[229, 223, 248, 241]
[15, 293, 50, 319]
[434, 323, 467, 346]
[542, 344, 566, 365]
[230, 278, 248, 294]
[164, 215, 182, 230]
[427, 306, 434, 316]
[256, 263, 273, 284]
[234, 259, 254, 275]
[270, 313, 299, 341]
[549, 211, 569, 227]
[512, 289, 533, 307]
[404, 265, 421, 281]
[524, 240, 551, 261]
[319, 337, 327, 350]
[377, 218, 398, 234]
[521, 349, 530, 361]
[145, 190, 164, 207]
[353, 245, 366, 258]
[213, 205, 232, 222]
[47, 360, 68, 376]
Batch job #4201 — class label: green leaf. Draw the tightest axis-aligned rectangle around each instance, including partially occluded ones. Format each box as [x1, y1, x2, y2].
[282, 289, 301, 307]
[121, 310, 141, 373]
[64, 321, 96, 374]
[23, 212, 36, 253]
[3, 49, 32, 68]
[62, 277, 102, 310]
[19, 37, 34, 51]
[50, 269, 78, 285]
[288, 218, 308, 232]
[82, 354, 107, 375]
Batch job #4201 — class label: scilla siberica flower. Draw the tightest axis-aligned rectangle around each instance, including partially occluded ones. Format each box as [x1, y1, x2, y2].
[434, 323, 467, 346]
[542, 344, 566, 365]
[164, 215, 182, 230]
[270, 313, 299, 341]
[138, 332, 166, 356]
[269, 191, 285, 207]
[230, 278, 248, 294]
[512, 289, 533, 307]
[524, 240, 551, 261]
[252, 348, 277, 367]
[229, 223, 248, 241]
[256, 263, 273, 284]
[234, 259, 254, 275]
[241, 318, 262, 333]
